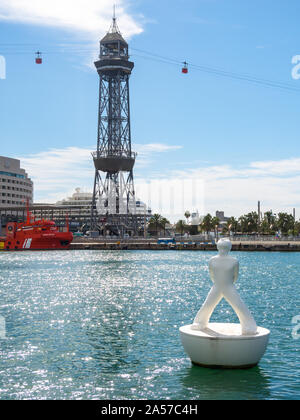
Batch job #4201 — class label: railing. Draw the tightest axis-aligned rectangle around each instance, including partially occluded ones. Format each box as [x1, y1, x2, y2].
[230, 235, 300, 242]
[92, 151, 137, 159]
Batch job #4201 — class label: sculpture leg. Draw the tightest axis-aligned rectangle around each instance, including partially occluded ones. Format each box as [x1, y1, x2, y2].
[222, 285, 257, 335]
[191, 285, 223, 330]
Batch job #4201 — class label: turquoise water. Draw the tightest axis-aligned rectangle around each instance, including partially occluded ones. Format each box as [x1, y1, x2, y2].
[0, 250, 299, 400]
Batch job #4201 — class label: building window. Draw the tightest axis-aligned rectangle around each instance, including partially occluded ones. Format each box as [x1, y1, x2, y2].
[0, 171, 25, 179]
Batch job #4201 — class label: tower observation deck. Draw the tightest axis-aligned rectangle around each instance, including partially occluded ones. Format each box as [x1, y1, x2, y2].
[91, 14, 139, 236]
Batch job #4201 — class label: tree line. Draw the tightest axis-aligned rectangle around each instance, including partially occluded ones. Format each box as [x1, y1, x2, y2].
[147, 210, 300, 237]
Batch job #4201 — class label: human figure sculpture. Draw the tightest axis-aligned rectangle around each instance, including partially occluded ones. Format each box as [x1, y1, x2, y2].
[191, 238, 257, 335]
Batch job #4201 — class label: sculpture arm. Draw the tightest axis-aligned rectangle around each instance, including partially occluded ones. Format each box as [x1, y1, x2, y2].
[233, 260, 239, 283]
[209, 259, 215, 283]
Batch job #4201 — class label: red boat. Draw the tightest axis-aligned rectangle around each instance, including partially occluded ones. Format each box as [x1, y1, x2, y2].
[0, 205, 73, 251]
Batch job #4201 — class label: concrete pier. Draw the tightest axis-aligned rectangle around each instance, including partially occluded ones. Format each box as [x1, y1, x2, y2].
[70, 238, 300, 252]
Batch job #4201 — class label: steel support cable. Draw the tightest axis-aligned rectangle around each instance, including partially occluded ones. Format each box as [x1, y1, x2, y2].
[0, 43, 299, 93]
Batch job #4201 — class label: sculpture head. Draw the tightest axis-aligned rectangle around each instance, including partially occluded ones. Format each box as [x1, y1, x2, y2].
[217, 238, 232, 256]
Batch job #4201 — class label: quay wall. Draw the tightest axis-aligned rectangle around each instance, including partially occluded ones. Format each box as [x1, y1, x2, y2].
[70, 240, 300, 252]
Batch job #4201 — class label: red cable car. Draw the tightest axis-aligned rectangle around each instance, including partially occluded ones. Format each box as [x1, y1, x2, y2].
[182, 61, 188, 74]
[35, 51, 42, 64]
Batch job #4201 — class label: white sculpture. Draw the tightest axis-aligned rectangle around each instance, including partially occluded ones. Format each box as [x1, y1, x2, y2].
[192, 238, 257, 335]
[180, 238, 270, 368]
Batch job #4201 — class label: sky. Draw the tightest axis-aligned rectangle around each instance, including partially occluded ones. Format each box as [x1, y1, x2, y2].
[0, 0, 300, 222]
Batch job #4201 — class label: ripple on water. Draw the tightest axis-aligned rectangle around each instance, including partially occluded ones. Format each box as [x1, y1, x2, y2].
[0, 250, 299, 400]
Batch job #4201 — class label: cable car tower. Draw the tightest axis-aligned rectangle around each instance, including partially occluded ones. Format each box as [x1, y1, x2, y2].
[91, 12, 138, 236]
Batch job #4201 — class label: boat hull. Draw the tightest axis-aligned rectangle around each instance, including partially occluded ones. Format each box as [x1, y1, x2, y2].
[0, 233, 73, 251]
[0, 204, 73, 252]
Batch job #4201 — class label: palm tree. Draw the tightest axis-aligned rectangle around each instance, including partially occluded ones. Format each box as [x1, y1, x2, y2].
[238, 212, 259, 234]
[200, 214, 213, 235]
[277, 212, 295, 236]
[261, 211, 277, 234]
[223, 217, 239, 235]
[294, 220, 300, 236]
[148, 214, 164, 237]
[160, 217, 170, 236]
[176, 219, 187, 236]
[211, 216, 220, 240]
[184, 211, 191, 224]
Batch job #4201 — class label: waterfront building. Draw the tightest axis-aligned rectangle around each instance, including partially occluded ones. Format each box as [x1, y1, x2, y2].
[28, 188, 93, 231]
[97, 194, 152, 236]
[0, 185, 151, 236]
[0, 156, 33, 207]
[190, 211, 203, 226]
[215, 210, 231, 231]
[56, 188, 93, 207]
[97, 195, 151, 217]
[216, 210, 230, 223]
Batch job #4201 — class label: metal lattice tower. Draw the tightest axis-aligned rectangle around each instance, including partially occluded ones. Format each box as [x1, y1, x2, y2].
[91, 14, 137, 236]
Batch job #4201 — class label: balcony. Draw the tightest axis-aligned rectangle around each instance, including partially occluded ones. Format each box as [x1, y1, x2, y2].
[92, 151, 136, 173]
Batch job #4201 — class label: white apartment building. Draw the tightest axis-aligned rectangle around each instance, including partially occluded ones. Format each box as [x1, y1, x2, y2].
[0, 156, 33, 207]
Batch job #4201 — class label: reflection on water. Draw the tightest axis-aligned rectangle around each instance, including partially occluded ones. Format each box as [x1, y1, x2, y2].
[180, 365, 271, 400]
[0, 250, 299, 399]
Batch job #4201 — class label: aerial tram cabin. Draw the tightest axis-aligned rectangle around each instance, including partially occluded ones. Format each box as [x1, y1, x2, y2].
[182, 61, 188, 74]
[35, 51, 42, 64]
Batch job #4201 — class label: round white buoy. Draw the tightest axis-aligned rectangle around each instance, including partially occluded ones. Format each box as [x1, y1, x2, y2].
[180, 323, 270, 368]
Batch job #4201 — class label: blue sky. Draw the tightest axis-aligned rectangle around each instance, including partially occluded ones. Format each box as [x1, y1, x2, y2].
[0, 0, 300, 221]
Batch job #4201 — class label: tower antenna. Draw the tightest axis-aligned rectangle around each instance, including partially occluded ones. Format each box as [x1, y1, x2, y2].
[109, 4, 121, 34]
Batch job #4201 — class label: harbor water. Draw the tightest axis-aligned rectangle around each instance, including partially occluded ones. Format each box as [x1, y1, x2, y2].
[0, 250, 299, 400]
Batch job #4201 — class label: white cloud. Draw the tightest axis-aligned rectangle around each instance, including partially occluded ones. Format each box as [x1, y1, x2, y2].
[135, 177, 205, 222]
[19, 146, 94, 203]
[250, 158, 300, 175]
[0, 0, 143, 40]
[134, 143, 183, 168]
[136, 143, 183, 154]
[136, 158, 300, 221]
[17, 143, 182, 203]
[17, 146, 300, 220]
